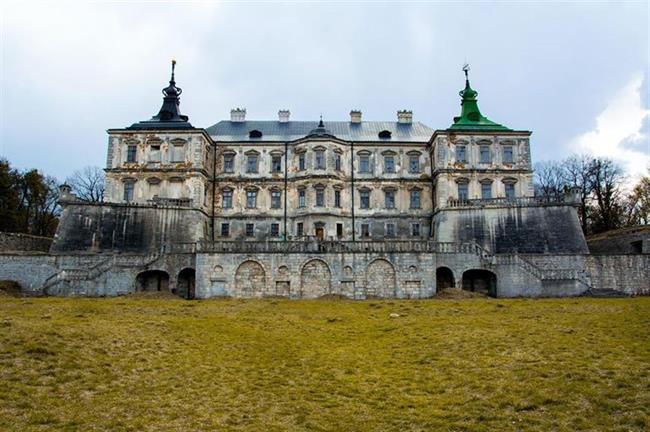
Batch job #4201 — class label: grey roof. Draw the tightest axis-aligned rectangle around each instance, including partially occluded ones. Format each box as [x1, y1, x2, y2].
[205, 120, 435, 142]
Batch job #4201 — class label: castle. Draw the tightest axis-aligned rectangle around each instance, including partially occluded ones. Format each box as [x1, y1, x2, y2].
[2, 62, 647, 298]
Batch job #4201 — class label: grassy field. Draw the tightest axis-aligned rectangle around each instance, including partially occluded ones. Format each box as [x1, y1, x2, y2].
[0, 296, 648, 432]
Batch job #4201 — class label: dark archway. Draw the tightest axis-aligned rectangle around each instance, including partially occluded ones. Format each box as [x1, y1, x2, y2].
[136, 270, 170, 293]
[436, 267, 455, 290]
[177, 268, 196, 300]
[462, 269, 497, 297]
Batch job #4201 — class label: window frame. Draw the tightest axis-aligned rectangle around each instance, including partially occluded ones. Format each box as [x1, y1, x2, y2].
[245, 223, 255, 237]
[359, 190, 370, 209]
[245, 190, 257, 208]
[221, 223, 230, 237]
[270, 190, 282, 209]
[410, 189, 421, 209]
[222, 189, 233, 209]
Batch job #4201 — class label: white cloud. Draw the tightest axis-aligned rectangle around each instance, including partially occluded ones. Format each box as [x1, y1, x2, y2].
[573, 74, 650, 179]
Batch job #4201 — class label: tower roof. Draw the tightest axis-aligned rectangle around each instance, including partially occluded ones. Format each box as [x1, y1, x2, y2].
[448, 65, 511, 132]
[127, 60, 194, 130]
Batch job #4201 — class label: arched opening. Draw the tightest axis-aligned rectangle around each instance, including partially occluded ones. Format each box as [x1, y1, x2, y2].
[135, 270, 170, 293]
[177, 268, 196, 300]
[235, 260, 266, 297]
[366, 259, 396, 298]
[436, 267, 455, 290]
[300, 259, 331, 298]
[462, 269, 497, 297]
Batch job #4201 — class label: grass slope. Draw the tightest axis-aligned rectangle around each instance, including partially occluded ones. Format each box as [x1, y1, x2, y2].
[0, 297, 648, 431]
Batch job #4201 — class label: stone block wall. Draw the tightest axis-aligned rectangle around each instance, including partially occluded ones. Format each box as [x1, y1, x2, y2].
[0, 254, 58, 292]
[585, 255, 650, 295]
[0, 232, 53, 253]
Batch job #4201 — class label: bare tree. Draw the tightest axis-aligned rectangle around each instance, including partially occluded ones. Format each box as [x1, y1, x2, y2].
[534, 160, 566, 200]
[588, 158, 625, 234]
[66, 166, 105, 203]
[624, 171, 650, 226]
[563, 154, 593, 234]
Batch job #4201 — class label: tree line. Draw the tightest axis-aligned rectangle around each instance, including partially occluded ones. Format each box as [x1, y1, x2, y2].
[534, 155, 650, 235]
[0, 159, 104, 237]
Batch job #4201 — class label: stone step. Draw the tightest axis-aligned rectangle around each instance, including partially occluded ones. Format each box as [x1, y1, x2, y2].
[584, 289, 630, 298]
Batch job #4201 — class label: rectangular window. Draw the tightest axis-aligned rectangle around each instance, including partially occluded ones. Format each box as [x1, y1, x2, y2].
[270, 223, 280, 237]
[123, 182, 134, 202]
[298, 190, 306, 208]
[384, 155, 395, 173]
[247, 155, 258, 173]
[384, 190, 395, 209]
[359, 155, 370, 173]
[296, 222, 304, 237]
[222, 190, 233, 209]
[126, 145, 137, 163]
[271, 155, 282, 173]
[271, 190, 281, 209]
[246, 190, 257, 208]
[386, 223, 395, 237]
[221, 223, 230, 237]
[149, 145, 161, 162]
[360, 190, 370, 209]
[480, 145, 491, 164]
[458, 183, 469, 201]
[245, 223, 255, 237]
[223, 154, 234, 173]
[315, 150, 326, 169]
[456, 145, 467, 163]
[410, 190, 421, 209]
[335, 154, 341, 171]
[298, 153, 305, 171]
[409, 155, 420, 173]
[361, 223, 370, 238]
[505, 183, 516, 200]
[336, 223, 343, 238]
[334, 190, 341, 208]
[315, 189, 325, 207]
[503, 146, 513, 164]
[481, 183, 492, 199]
[171, 145, 184, 162]
[411, 223, 420, 237]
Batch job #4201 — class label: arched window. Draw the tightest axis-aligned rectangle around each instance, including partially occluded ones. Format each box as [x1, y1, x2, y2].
[378, 130, 392, 139]
[249, 130, 263, 138]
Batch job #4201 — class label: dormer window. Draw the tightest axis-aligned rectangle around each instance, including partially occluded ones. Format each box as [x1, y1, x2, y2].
[249, 130, 263, 139]
[378, 130, 392, 139]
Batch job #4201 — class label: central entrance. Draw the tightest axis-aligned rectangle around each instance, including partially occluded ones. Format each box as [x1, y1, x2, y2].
[314, 222, 325, 240]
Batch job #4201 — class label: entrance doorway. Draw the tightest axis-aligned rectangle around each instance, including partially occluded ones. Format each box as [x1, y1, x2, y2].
[436, 267, 455, 290]
[315, 223, 325, 240]
[177, 268, 196, 299]
[462, 269, 497, 297]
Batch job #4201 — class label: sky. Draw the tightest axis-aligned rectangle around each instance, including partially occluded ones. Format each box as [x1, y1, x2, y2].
[1, 0, 648, 181]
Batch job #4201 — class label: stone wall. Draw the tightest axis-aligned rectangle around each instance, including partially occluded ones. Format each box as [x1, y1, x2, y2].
[585, 255, 650, 295]
[434, 204, 588, 254]
[0, 254, 58, 292]
[0, 232, 52, 253]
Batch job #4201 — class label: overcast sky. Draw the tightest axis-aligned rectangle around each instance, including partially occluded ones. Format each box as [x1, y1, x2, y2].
[1, 1, 648, 181]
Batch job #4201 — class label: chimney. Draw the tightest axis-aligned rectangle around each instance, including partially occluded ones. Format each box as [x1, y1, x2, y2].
[278, 109, 290, 123]
[230, 108, 246, 122]
[350, 110, 362, 124]
[397, 110, 413, 124]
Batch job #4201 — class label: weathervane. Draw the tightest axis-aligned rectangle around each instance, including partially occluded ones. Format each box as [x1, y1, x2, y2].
[171, 58, 176, 82]
[462, 63, 470, 80]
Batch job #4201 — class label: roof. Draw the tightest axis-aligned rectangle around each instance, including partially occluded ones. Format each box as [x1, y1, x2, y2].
[205, 120, 435, 142]
[448, 75, 511, 132]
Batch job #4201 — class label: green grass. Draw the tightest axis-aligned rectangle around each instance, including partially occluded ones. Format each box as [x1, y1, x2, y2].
[0, 296, 648, 431]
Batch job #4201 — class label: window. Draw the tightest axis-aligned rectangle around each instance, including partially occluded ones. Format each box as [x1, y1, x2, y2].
[224, 154, 234, 173]
[505, 183, 516, 200]
[245, 223, 255, 237]
[334, 190, 341, 208]
[222, 190, 233, 209]
[298, 153, 306, 171]
[410, 190, 421, 209]
[123, 181, 134, 202]
[270, 223, 280, 237]
[171, 144, 184, 162]
[386, 223, 395, 237]
[503, 146, 513, 164]
[335, 153, 341, 171]
[480, 145, 491, 164]
[384, 190, 395, 209]
[271, 155, 282, 173]
[246, 190, 257, 208]
[361, 223, 370, 237]
[378, 130, 392, 139]
[246, 154, 258, 173]
[458, 183, 469, 201]
[384, 155, 395, 173]
[411, 223, 420, 237]
[336, 223, 343, 238]
[271, 190, 281, 209]
[409, 155, 420, 173]
[481, 182, 492, 199]
[359, 154, 371, 173]
[221, 223, 230, 237]
[456, 145, 467, 163]
[315, 150, 326, 170]
[296, 222, 304, 237]
[249, 130, 262, 139]
[360, 190, 370, 209]
[126, 145, 137, 163]
[315, 188, 325, 207]
[298, 189, 306, 208]
[149, 145, 161, 162]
